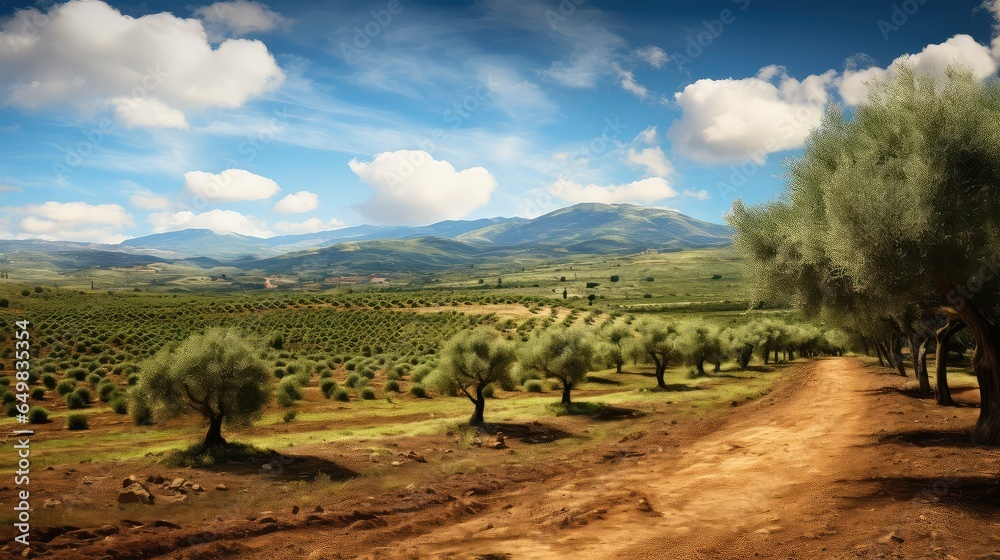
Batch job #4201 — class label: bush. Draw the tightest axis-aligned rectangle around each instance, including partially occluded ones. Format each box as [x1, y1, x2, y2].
[275, 391, 294, 407]
[66, 413, 89, 430]
[87, 373, 103, 386]
[332, 388, 350, 402]
[4, 402, 17, 417]
[524, 379, 543, 393]
[110, 395, 128, 414]
[319, 378, 337, 397]
[282, 410, 297, 423]
[75, 387, 91, 404]
[278, 379, 302, 401]
[67, 368, 87, 381]
[384, 380, 399, 393]
[97, 382, 116, 402]
[56, 379, 76, 396]
[27, 406, 50, 424]
[360, 387, 376, 400]
[345, 373, 360, 388]
[41, 374, 57, 389]
[65, 391, 85, 410]
[482, 384, 496, 399]
[30, 387, 45, 400]
[409, 384, 427, 398]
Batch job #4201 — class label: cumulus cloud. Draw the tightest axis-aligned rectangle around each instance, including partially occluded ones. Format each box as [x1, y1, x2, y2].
[635, 45, 668, 68]
[147, 209, 271, 237]
[183, 169, 281, 202]
[2, 201, 134, 243]
[0, 0, 284, 129]
[273, 217, 347, 234]
[273, 191, 319, 214]
[635, 126, 659, 146]
[194, 0, 292, 42]
[839, 34, 997, 105]
[682, 189, 711, 201]
[613, 63, 649, 99]
[349, 150, 497, 225]
[625, 146, 673, 178]
[551, 177, 678, 205]
[668, 66, 836, 164]
[129, 193, 173, 210]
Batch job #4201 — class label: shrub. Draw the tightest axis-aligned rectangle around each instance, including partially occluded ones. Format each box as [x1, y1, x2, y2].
[482, 384, 496, 399]
[345, 373, 360, 388]
[97, 382, 116, 402]
[75, 387, 92, 404]
[276, 391, 294, 407]
[332, 388, 350, 402]
[4, 402, 17, 417]
[409, 384, 427, 398]
[110, 395, 128, 414]
[360, 387, 376, 400]
[56, 379, 76, 396]
[384, 380, 399, 393]
[282, 410, 297, 423]
[65, 391, 85, 410]
[41, 374, 57, 389]
[278, 379, 302, 401]
[27, 406, 50, 424]
[67, 368, 87, 381]
[66, 413, 89, 430]
[319, 378, 337, 398]
[30, 387, 45, 400]
[524, 379, 543, 393]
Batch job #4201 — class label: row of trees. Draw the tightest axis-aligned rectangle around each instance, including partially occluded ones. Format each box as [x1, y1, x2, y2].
[728, 65, 1000, 444]
[431, 319, 849, 425]
[133, 318, 847, 448]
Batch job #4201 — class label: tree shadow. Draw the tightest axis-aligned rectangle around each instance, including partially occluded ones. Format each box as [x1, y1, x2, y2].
[875, 429, 976, 448]
[839, 476, 1000, 514]
[481, 421, 573, 444]
[198, 452, 359, 482]
[586, 375, 623, 385]
[864, 386, 978, 407]
[657, 383, 702, 392]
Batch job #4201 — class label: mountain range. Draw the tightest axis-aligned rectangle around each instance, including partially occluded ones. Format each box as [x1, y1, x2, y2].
[0, 203, 733, 274]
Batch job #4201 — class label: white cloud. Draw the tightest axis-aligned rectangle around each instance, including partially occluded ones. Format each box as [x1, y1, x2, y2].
[194, 1, 292, 42]
[551, 177, 678, 205]
[349, 150, 497, 225]
[273, 191, 319, 214]
[613, 63, 648, 99]
[183, 169, 281, 202]
[668, 67, 836, 164]
[635, 45, 668, 68]
[625, 146, 673, 178]
[839, 35, 997, 105]
[147, 209, 271, 237]
[0, 0, 284, 129]
[635, 126, 659, 146]
[3, 201, 134, 243]
[129, 193, 173, 211]
[273, 217, 347, 234]
[682, 189, 711, 201]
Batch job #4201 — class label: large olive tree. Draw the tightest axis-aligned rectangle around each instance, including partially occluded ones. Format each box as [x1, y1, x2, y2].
[728, 66, 1000, 444]
[519, 326, 598, 405]
[429, 327, 516, 425]
[132, 328, 271, 449]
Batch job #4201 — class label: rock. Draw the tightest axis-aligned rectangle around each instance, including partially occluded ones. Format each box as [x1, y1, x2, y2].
[426, 487, 436, 494]
[259, 517, 278, 524]
[166, 478, 186, 491]
[191, 484, 204, 492]
[292, 505, 300, 515]
[118, 482, 154, 505]
[391, 461, 403, 467]
[471, 438, 483, 447]
[313, 505, 324, 513]
[488, 433, 507, 450]
[42, 498, 61, 508]
[637, 498, 653, 512]
[400, 450, 427, 463]
[152, 520, 181, 529]
[405, 483, 416, 491]
[122, 475, 141, 488]
[94, 525, 119, 537]
[880, 531, 905, 544]
[215, 484, 228, 491]
[121, 520, 143, 528]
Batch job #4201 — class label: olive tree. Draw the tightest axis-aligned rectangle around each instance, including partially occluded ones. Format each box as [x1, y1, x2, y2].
[728, 65, 1000, 444]
[428, 328, 516, 425]
[627, 318, 680, 388]
[131, 329, 271, 449]
[676, 321, 724, 375]
[599, 323, 632, 373]
[519, 326, 598, 405]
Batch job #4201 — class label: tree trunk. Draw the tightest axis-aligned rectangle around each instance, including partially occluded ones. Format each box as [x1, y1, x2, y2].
[616, 361, 623, 374]
[204, 415, 226, 449]
[695, 360, 706, 376]
[787, 349, 795, 361]
[933, 280, 1000, 445]
[908, 334, 932, 398]
[774, 347, 779, 363]
[890, 338, 907, 376]
[934, 319, 963, 406]
[655, 365, 667, 389]
[713, 361, 721, 373]
[561, 381, 573, 405]
[469, 385, 486, 426]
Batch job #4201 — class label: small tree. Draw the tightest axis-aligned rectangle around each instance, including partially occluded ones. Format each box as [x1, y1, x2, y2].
[599, 323, 632, 373]
[428, 328, 516, 425]
[628, 318, 680, 388]
[131, 329, 271, 449]
[677, 321, 724, 375]
[519, 326, 597, 405]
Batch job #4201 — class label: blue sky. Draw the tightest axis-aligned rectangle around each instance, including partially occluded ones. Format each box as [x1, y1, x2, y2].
[1, 0, 998, 242]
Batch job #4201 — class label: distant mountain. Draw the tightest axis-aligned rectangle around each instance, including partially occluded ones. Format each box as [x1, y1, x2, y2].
[121, 217, 524, 259]
[1, 204, 733, 275]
